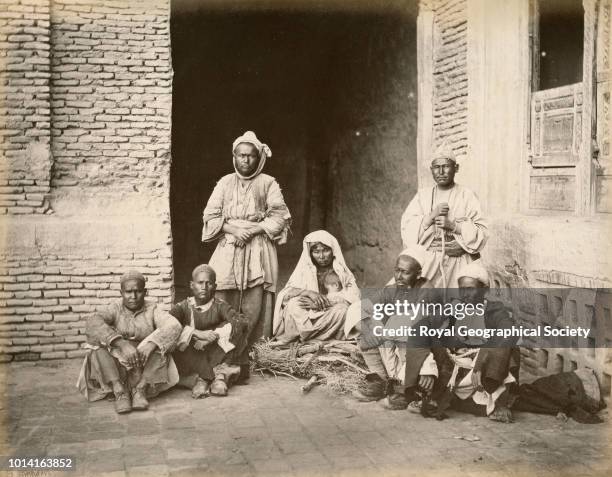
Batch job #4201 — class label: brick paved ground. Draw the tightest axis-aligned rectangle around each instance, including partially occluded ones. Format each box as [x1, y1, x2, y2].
[1, 360, 610, 477]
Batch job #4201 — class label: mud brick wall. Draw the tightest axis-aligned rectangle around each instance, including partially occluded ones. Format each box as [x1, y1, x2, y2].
[430, 0, 468, 157]
[0, 0, 173, 363]
[50, 0, 171, 190]
[0, 0, 52, 215]
[0, 249, 172, 361]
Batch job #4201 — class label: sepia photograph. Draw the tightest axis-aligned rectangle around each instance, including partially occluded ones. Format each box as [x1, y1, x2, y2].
[0, 0, 611, 476]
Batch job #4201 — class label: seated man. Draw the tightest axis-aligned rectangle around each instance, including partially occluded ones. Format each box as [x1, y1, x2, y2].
[425, 261, 520, 423]
[170, 264, 249, 398]
[347, 246, 440, 410]
[77, 270, 182, 414]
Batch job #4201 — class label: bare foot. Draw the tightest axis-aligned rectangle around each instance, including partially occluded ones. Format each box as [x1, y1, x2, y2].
[489, 406, 514, 423]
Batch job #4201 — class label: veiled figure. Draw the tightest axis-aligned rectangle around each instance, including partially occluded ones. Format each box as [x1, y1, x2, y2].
[272, 230, 360, 343]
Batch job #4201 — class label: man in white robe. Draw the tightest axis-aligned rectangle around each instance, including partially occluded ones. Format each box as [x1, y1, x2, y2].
[400, 145, 488, 288]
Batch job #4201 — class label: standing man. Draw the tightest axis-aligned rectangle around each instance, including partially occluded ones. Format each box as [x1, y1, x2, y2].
[401, 144, 488, 288]
[202, 131, 291, 383]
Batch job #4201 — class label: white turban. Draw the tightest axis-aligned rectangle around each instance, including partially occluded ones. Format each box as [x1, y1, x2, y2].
[432, 141, 457, 164]
[458, 260, 490, 286]
[398, 245, 430, 269]
[232, 131, 272, 180]
[232, 131, 272, 159]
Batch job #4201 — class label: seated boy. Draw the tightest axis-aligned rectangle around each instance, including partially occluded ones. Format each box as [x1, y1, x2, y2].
[170, 264, 249, 398]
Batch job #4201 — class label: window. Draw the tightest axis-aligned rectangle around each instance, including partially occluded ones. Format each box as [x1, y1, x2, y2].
[526, 0, 604, 214]
[535, 0, 584, 91]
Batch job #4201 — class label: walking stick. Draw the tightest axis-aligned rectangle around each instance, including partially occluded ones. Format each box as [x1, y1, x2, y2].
[238, 246, 247, 313]
[437, 224, 448, 302]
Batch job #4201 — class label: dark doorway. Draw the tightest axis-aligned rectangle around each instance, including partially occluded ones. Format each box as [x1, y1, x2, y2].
[171, 1, 418, 299]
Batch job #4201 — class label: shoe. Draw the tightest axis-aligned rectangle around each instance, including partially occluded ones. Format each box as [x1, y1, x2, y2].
[131, 388, 149, 410]
[407, 400, 423, 414]
[191, 378, 210, 399]
[213, 363, 241, 383]
[379, 393, 409, 410]
[352, 373, 387, 402]
[114, 391, 132, 414]
[210, 375, 228, 396]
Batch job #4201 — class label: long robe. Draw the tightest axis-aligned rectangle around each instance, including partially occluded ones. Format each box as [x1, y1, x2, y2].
[272, 230, 360, 342]
[202, 172, 291, 293]
[76, 299, 181, 401]
[400, 183, 488, 288]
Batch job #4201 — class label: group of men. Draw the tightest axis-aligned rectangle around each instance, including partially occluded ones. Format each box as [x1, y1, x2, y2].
[77, 132, 518, 423]
[348, 144, 519, 423]
[77, 265, 251, 413]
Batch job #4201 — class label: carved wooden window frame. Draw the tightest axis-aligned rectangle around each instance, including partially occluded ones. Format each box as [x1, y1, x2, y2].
[525, 0, 600, 215]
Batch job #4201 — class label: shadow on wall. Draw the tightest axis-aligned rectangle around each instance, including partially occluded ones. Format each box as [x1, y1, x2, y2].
[170, 0, 418, 298]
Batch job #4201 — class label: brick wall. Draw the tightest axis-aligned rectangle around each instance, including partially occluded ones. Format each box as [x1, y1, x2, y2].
[0, 0, 173, 363]
[0, 248, 172, 362]
[0, 0, 52, 215]
[430, 0, 468, 157]
[50, 0, 171, 190]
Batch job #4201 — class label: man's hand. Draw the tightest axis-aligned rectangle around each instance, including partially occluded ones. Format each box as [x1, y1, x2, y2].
[193, 333, 217, 351]
[192, 330, 218, 350]
[418, 374, 435, 393]
[116, 339, 139, 368]
[434, 215, 455, 230]
[233, 226, 253, 243]
[426, 202, 450, 227]
[137, 341, 157, 367]
[433, 202, 449, 217]
[193, 329, 218, 342]
[232, 223, 264, 245]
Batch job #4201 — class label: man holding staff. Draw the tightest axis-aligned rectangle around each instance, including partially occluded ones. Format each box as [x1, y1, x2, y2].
[202, 131, 291, 383]
[400, 143, 488, 288]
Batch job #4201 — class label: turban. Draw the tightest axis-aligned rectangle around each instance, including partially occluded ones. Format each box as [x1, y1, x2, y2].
[232, 131, 272, 180]
[432, 141, 457, 164]
[120, 270, 146, 287]
[398, 245, 430, 269]
[191, 264, 216, 281]
[458, 261, 490, 287]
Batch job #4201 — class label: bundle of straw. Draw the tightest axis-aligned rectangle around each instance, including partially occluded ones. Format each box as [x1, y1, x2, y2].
[252, 340, 368, 394]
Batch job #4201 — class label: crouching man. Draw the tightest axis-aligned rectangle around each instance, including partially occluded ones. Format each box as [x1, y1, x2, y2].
[423, 261, 520, 423]
[77, 271, 182, 414]
[346, 247, 440, 410]
[170, 264, 249, 398]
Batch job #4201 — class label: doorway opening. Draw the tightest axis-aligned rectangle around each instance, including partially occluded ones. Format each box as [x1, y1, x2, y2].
[170, 1, 418, 299]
